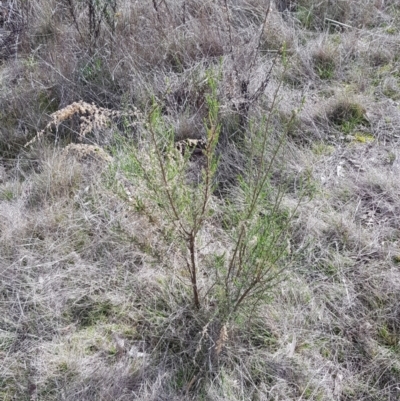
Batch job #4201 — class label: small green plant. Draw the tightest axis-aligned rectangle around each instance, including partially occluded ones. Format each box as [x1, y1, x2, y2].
[23, 55, 38, 69]
[116, 69, 306, 379]
[392, 254, 400, 264]
[295, 0, 350, 31]
[0, 188, 14, 201]
[80, 58, 103, 83]
[312, 47, 336, 80]
[37, 90, 59, 114]
[378, 325, 398, 348]
[382, 77, 400, 100]
[66, 296, 113, 328]
[312, 141, 335, 156]
[385, 26, 397, 35]
[327, 99, 367, 134]
[135, 71, 222, 310]
[296, 6, 313, 29]
[354, 132, 374, 143]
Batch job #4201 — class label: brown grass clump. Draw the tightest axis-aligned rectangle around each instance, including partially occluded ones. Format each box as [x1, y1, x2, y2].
[62, 143, 113, 165]
[312, 42, 338, 80]
[25, 100, 142, 147]
[260, 4, 296, 52]
[327, 98, 366, 126]
[291, 0, 351, 30]
[21, 149, 83, 208]
[327, 99, 366, 127]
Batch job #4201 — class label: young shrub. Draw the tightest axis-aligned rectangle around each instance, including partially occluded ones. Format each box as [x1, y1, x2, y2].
[134, 73, 222, 311]
[112, 68, 305, 386]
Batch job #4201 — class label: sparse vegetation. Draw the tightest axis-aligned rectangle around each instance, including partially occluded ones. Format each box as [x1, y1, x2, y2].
[312, 42, 337, 80]
[1, 0, 400, 400]
[325, 97, 368, 135]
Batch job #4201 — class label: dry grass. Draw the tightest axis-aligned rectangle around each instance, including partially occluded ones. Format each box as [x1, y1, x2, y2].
[1, 0, 400, 400]
[24, 101, 142, 147]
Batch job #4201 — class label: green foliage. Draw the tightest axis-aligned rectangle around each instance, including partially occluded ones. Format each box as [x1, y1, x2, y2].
[37, 90, 59, 114]
[327, 99, 367, 134]
[385, 26, 397, 35]
[0, 188, 15, 201]
[80, 58, 103, 82]
[66, 296, 113, 328]
[378, 325, 399, 349]
[393, 254, 400, 264]
[312, 141, 335, 156]
[296, 6, 313, 29]
[354, 132, 374, 143]
[294, 0, 351, 31]
[116, 69, 304, 325]
[313, 49, 336, 80]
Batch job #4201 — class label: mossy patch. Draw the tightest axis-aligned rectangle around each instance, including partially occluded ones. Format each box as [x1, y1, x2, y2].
[353, 132, 374, 143]
[312, 142, 335, 156]
[385, 26, 397, 35]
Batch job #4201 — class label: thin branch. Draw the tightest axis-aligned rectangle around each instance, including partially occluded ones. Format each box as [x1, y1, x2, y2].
[147, 108, 190, 236]
[66, 0, 85, 43]
[188, 233, 201, 309]
[222, 0, 238, 82]
[246, 0, 271, 80]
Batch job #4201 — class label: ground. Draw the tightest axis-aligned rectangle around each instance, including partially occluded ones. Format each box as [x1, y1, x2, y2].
[1, 1, 400, 400]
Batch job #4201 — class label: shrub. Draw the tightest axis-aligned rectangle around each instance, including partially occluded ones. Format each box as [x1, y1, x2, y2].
[111, 69, 306, 384]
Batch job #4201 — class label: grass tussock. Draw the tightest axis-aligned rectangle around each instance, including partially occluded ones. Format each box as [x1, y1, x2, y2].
[1, 0, 400, 400]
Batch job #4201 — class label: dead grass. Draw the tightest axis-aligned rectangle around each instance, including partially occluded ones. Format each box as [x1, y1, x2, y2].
[24, 100, 142, 148]
[1, 0, 400, 400]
